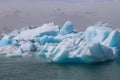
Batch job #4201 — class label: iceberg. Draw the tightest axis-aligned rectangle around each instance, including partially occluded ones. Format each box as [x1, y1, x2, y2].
[0, 21, 120, 63]
[0, 35, 12, 47]
[20, 41, 37, 52]
[60, 21, 74, 35]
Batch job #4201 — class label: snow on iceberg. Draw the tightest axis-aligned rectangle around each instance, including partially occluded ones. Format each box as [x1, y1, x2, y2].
[0, 21, 120, 63]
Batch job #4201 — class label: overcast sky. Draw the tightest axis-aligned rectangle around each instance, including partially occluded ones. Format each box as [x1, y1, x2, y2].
[0, 0, 120, 33]
[0, 0, 119, 2]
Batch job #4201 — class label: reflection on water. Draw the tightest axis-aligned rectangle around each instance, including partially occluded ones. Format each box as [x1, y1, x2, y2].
[0, 57, 120, 80]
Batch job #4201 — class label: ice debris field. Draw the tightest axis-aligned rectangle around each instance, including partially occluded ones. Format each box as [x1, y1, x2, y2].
[0, 21, 120, 63]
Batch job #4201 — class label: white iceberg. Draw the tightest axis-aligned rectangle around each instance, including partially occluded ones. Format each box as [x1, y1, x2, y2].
[0, 21, 120, 63]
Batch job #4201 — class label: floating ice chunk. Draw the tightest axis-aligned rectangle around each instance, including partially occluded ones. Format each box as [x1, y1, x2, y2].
[45, 41, 77, 62]
[37, 43, 57, 58]
[0, 21, 120, 63]
[13, 22, 58, 40]
[0, 35, 12, 47]
[60, 21, 74, 35]
[35, 21, 120, 63]
[103, 30, 120, 47]
[79, 43, 116, 63]
[84, 22, 112, 43]
[0, 40, 12, 47]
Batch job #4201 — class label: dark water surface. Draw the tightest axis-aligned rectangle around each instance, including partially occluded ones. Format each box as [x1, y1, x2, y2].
[0, 57, 120, 80]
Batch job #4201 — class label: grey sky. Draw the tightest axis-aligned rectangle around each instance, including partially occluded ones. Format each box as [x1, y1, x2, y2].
[0, 0, 118, 2]
[0, 0, 120, 34]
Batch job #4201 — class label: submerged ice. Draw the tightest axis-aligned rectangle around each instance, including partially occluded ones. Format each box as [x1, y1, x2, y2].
[0, 21, 120, 63]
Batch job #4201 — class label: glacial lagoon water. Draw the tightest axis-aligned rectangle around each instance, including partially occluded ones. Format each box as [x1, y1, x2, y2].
[0, 57, 120, 80]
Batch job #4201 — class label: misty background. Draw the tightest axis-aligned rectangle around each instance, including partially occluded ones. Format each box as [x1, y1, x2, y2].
[0, 0, 120, 34]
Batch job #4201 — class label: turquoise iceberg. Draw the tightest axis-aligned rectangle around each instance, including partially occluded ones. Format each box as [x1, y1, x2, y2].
[0, 21, 120, 63]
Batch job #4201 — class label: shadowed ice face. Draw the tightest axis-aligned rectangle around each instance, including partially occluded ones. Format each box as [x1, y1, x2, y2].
[0, 0, 120, 33]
